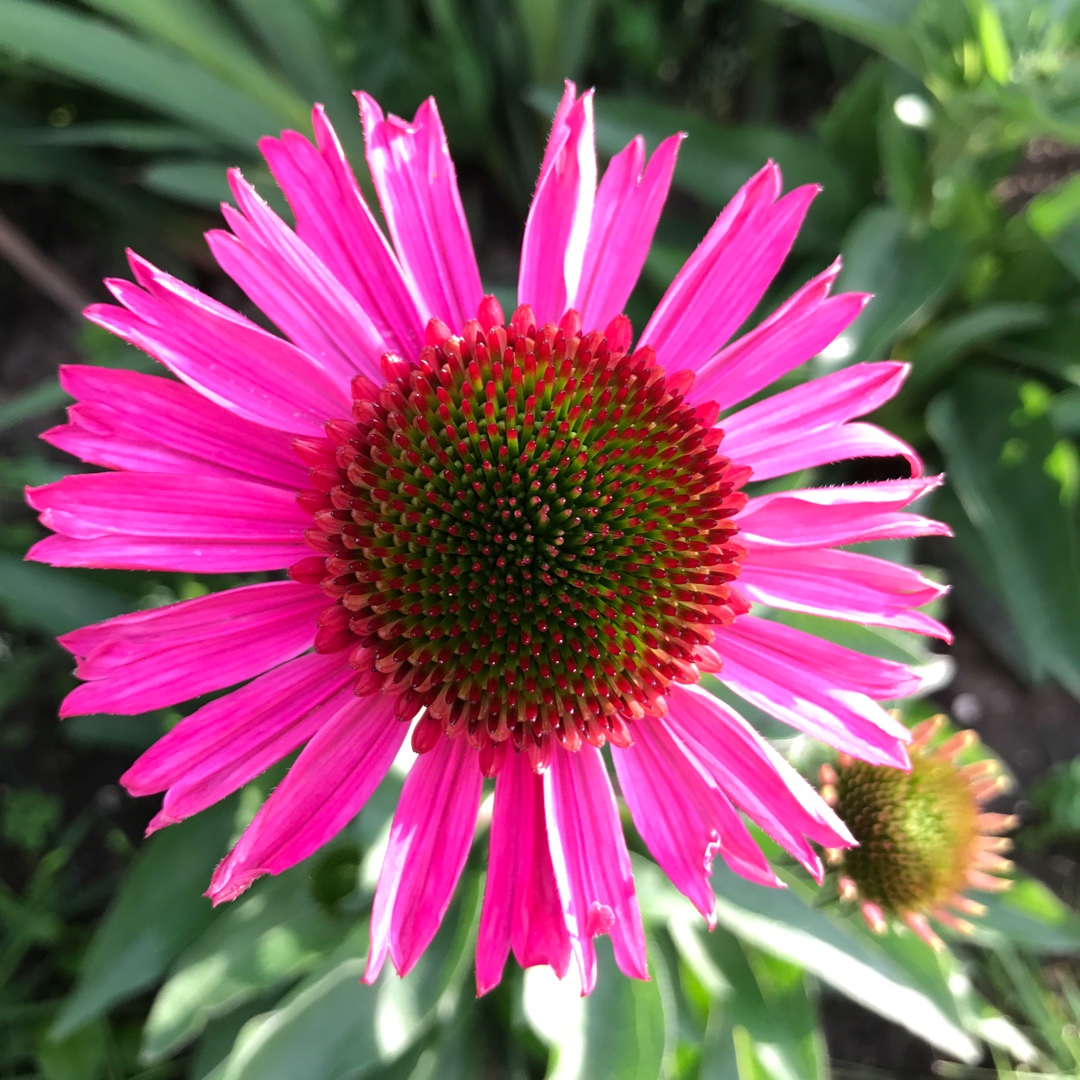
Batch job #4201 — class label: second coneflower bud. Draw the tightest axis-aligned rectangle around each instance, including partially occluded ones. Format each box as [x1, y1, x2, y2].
[820, 714, 1017, 950]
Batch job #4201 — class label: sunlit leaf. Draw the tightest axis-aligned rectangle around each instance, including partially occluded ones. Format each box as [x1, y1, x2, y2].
[582, 938, 671, 1080]
[699, 932, 827, 1080]
[140, 871, 348, 1062]
[1027, 176, 1080, 281]
[217, 877, 479, 1080]
[707, 866, 981, 1062]
[524, 935, 670, 1080]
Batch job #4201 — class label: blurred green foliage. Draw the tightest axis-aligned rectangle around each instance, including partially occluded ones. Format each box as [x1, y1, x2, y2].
[2, 0, 1080, 1078]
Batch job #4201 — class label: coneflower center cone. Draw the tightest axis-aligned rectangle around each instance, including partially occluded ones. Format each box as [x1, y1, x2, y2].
[293, 298, 750, 771]
[836, 756, 981, 912]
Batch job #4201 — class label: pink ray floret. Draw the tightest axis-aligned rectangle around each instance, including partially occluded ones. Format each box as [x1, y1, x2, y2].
[27, 81, 951, 993]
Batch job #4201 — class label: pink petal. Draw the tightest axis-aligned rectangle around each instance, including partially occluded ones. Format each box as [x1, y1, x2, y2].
[124, 651, 355, 829]
[42, 365, 308, 489]
[739, 546, 951, 641]
[665, 683, 853, 881]
[207, 692, 407, 903]
[738, 475, 951, 549]
[357, 94, 483, 331]
[544, 744, 647, 993]
[728, 614, 922, 699]
[713, 616, 914, 767]
[56, 580, 324, 716]
[738, 422, 922, 480]
[259, 110, 426, 358]
[574, 133, 681, 331]
[476, 750, 571, 995]
[518, 84, 597, 325]
[26, 472, 310, 572]
[26, 534, 308, 573]
[86, 254, 349, 436]
[365, 736, 482, 981]
[692, 259, 870, 410]
[206, 170, 392, 383]
[613, 719, 779, 923]
[721, 362, 920, 480]
[644, 165, 819, 374]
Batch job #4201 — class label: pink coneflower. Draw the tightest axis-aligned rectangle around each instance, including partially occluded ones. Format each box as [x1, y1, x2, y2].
[27, 84, 950, 994]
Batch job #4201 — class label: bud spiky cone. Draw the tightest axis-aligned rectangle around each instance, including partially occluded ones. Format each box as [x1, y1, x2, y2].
[820, 714, 1017, 950]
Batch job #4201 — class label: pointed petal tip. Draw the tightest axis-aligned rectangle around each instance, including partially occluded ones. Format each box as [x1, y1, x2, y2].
[205, 865, 263, 906]
[355, 90, 382, 126]
[361, 945, 387, 985]
[144, 810, 180, 836]
[56, 695, 88, 720]
[474, 966, 503, 998]
[23, 537, 54, 565]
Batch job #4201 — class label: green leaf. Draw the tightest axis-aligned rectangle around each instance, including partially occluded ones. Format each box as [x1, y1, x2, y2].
[0, 377, 70, 432]
[832, 205, 962, 362]
[141, 159, 289, 214]
[1027, 176, 1080, 281]
[1027, 176, 1080, 240]
[0, 1, 284, 149]
[707, 866, 981, 1062]
[139, 159, 234, 207]
[230, 0, 351, 115]
[512, 0, 602, 86]
[50, 800, 235, 1039]
[970, 875, 1080, 954]
[0, 555, 131, 636]
[523, 935, 672, 1080]
[906, 302, 1049, 396]
[37, 1019, 107, 1080]
[218, 951, 380, 1080]
[79, 0, 309, 126]
[0, 137, 94, 182]
[759, 0, 922, 72]
[699, 932, 826, 1080]
[927, 369, 1080, 699]
[877, 80, 927, 216]
[817, 61, 885, 204]
[62, 712, 169, 751]
[995, 310, 1080, 386]
[217, 879, 479, 1080]
[18, 121, 216, 151]
[582, 938, 671, 1080]
[140, 871, 347, 1062]
[587, 95, 855, 249]
[974, 0, 1011, 84]
[1051, 387, 1080, 436]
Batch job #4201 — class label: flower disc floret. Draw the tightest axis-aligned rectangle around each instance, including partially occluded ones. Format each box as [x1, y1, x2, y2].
[298, 298, 749, 768]
[835, 755, 978, 911]
[820, 716, 1017, 949]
